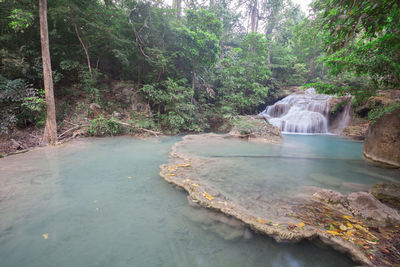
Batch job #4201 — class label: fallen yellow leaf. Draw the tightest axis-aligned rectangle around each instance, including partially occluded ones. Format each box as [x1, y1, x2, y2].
[326, 230, 342, 236]
[345, 231, 354, 237]
[346, 222, 354, 229]
[298, 222, 305, 228]
[256, 218, 267, 224]
[179, 163, 191, 167]
[167, 173, 176, 176]
[203, 192, 215, 200]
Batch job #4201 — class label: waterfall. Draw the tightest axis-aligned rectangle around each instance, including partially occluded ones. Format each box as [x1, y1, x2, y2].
[260, 88, 332, 134]
[336, 100, 352, 134]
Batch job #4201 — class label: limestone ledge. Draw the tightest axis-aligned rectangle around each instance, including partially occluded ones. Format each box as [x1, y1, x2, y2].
[158, 134, 384, 266]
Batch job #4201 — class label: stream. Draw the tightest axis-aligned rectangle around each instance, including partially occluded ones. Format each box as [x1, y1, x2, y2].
[0, 135, 398, 266]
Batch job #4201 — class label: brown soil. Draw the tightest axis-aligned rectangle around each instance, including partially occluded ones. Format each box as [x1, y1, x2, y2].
[0, 128, 42, 156]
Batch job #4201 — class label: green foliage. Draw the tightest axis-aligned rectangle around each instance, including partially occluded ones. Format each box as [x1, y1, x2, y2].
[8, 9, 34, 32]
[212, 33, 272, 115]
[230, 116, 269, 135]
[2, 0, 398, 135]
[231, 117, 257, 135]
[368, 102, 400, 123]
[331, 99, 350, 115]
[305, 82, 348, 96]
[88, 116, 123, 136]
[0, 76, 27, 134]
[78, 68, 100, 102]
[20, 92, 46, 127]
[129, 113, 158, 132]
[312, 0, 400, 88]
[177, 8, 222, 83]
[140, 78, 199, 133]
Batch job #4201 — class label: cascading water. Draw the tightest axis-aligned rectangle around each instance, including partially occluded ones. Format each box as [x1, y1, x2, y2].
[260, 88, 332, 134]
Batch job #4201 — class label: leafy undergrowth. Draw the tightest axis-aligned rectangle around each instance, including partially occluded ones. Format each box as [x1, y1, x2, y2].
[294, 204, 400, 266]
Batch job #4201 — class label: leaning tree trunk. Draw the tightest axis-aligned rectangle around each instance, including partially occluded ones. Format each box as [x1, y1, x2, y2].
[39, 0, 57, 145]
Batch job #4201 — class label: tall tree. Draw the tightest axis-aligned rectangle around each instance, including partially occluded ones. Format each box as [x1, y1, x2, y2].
[39, 0, 57, 145]
[312, 0, 400, 88]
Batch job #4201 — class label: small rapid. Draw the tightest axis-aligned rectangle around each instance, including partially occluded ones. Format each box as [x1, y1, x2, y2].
[260, 88, 332, 134]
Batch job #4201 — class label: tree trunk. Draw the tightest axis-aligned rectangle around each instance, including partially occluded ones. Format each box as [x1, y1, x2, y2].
[173, 0, 182, 19]
[250, 0, 258, 32]
[191, 65, 196, 104]
[39, 0, 57, 145]
[74, 23, 92, 79]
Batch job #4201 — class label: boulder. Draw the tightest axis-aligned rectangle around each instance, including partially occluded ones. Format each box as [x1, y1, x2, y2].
[313, 189, 400, 226]
[112, 111, 123, 120]
[88, 103, 102, 117]
[341, 123, 369, 140]
[347, 192, 400, 226]
[369, 183, 400, 209]
[229, 116, 282, 142]
[312, 189, 349, 211]
[363, 108, 400, 168]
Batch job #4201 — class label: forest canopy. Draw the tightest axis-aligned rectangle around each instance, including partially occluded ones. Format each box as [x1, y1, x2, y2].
[1, 0, 399, 134]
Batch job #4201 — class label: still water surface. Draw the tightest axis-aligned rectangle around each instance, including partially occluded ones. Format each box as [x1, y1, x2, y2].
[0, 136, 381, 266]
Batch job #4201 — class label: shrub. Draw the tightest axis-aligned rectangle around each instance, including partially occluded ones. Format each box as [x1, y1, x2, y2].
[19, 91, 46, 127]
[0, 76, 28, 134]
[88, 116, 123, 136]
[368, 102, 400, 123]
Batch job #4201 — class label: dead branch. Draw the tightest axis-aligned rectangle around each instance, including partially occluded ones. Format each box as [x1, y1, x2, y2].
[114, 120, 161, 136]
[10, 139, 27, 150]
[63, 120, 79, 127]
[58, 124, 90, 139]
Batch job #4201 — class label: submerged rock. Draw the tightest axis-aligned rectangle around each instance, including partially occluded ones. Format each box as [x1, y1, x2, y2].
[363, 107, 400, 168]
[370, 182, 400, 209]
[339, 182, 370, 192]
[309, 173, 343, 187]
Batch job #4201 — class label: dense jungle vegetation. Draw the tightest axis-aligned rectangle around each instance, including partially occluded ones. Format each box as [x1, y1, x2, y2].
[1, 0, 399, 138]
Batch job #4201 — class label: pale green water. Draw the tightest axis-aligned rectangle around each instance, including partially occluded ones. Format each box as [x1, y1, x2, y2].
[180, 134, 400, 205]
[0, 136, 367, 267]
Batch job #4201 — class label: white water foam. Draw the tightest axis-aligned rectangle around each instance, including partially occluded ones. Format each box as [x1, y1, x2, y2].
[260, 88, 332, 134]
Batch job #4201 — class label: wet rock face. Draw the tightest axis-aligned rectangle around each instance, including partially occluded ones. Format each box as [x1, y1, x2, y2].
[313, 189, 400, 227]
[363, 108, 400, 168]
[341, 123, 370, 140]
[370, 183, 400, 209]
